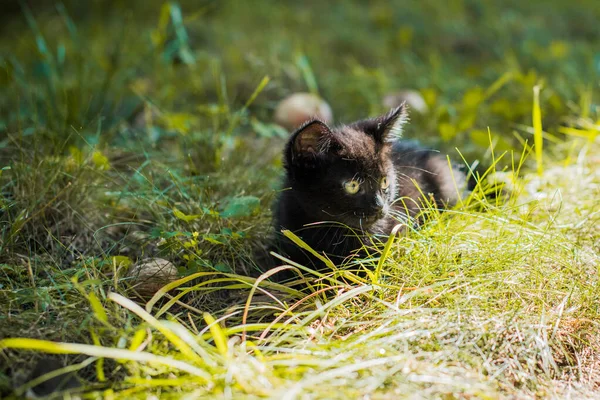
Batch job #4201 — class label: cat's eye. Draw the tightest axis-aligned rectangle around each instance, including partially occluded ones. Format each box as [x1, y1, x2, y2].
[343, 180, 361, 194]
[381, 177, 390, 190]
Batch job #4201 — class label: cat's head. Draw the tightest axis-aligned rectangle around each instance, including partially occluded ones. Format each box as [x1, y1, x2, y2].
[283, 105, 408, 230]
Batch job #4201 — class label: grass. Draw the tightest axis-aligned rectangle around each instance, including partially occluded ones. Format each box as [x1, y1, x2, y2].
[1, 0, 599, 398]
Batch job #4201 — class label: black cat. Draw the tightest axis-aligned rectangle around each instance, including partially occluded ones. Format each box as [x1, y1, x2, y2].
[271, 104, 467, 280]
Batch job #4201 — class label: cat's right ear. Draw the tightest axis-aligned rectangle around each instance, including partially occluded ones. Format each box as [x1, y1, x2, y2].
[288, 120, 333, 161]
[377, 104, 409, 143]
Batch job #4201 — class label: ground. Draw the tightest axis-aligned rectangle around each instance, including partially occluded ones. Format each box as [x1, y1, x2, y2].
[0, 0, 599, 398]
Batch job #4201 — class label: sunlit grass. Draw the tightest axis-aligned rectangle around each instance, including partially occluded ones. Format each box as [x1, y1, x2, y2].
[2, 137, 598, 398]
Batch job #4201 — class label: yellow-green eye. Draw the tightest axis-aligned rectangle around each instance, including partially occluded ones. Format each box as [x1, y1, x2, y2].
[344, 180, 361, 194]
[381, 176, 390, 190]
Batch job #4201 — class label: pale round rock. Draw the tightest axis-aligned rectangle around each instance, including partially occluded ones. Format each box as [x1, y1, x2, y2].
[383, 90, 428, 114]
[274, 92, 333, 131]
[128, 258, 178, 297]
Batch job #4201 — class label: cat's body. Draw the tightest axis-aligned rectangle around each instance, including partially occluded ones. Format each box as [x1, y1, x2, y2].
[271, 105, 467, 280]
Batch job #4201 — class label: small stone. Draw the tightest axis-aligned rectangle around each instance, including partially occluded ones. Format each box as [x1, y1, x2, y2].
[128, 258, 178, 297]
[274, 93, 333, 131]
[382, 90, 428, 114]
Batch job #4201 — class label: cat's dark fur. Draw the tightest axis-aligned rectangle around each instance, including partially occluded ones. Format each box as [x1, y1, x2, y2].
[271, 105, 466, 280]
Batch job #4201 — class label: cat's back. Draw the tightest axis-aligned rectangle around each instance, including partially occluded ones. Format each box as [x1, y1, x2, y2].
[389, 140, 466, 208]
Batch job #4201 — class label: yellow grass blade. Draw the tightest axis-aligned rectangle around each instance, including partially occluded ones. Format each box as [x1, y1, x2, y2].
[282, 229, 336, 270]
[558, 126, 598, 141]
[271, 285, 373, 347]
[373, 224, 403, 284]
[146, 271, 219, 313]
[88, 292, 108, 323]
[533, 85, 543, 175]
[244, 76, 270, 108]
[484, 71, 514, 99]
[241, 265, 294, 341]
[0, 338, 211, 379]
[108, 292, 206, 366]
[203, 312, 229, 357]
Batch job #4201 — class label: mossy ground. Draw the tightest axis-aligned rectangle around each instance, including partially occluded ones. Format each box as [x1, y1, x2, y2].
[0, 1, 599, 398]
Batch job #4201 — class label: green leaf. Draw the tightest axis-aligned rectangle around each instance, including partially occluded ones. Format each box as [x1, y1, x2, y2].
[0, 166, 10, 178]
[203, 235, 224, 245]
[213, 262, 232, 273]
[462, 87, 484, 109]
[161, 113, 198, 135]
[69, 146, 84, 165]
[470, 130, 513, 152]
[470, 129, 491, 148]
[439, 123, 457, 141]
[110, 256, 132, 268]
[173, 207, 202, 222]
[457, 112, 476, 132]
[220, 196, 260, 218]
[92, 151, 110, 170]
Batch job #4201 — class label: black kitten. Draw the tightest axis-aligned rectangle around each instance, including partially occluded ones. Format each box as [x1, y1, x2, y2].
[271, 105, 466, 279]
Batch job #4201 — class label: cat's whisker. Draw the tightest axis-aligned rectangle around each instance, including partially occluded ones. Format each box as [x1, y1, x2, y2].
[321, 209, 335, 217]
[394, 173, 427, 187]
[322, 209, 354, 218]
[395, 166, 439, 175]
[394, 149, 438, 156]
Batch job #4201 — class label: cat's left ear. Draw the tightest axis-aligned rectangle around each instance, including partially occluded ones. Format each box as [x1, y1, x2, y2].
[374, 103, 409, 143]
[288, 119, 334, 162]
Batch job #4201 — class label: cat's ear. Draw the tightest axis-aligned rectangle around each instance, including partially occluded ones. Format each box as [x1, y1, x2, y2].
[289, 119, 334, 159]
[374, 103, 409, 143]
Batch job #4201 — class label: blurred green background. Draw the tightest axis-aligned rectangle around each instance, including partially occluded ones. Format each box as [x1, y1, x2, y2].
[2, 0, 599, 152]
